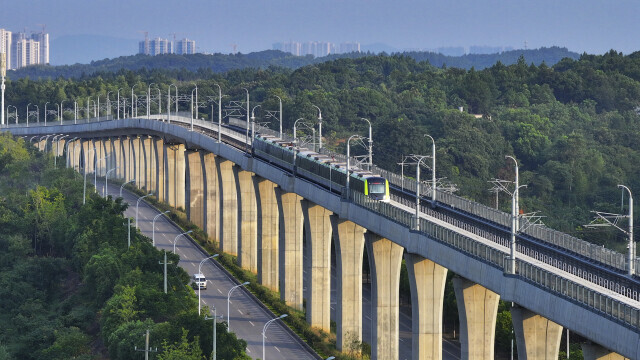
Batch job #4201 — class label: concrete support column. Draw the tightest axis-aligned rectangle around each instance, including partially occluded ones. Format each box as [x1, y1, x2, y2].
[257, 178, 279, 291]
[331, 216, 365, 351]
[185, 151, 205, 229]
[164, 143, 185, 209]
[92, 139, 103, 177]
[405, 253, 448, 360]
[132, 137, 144, 189]
[122, 137, 132, 183]
[511, 306, 563, 360]
[113, 138, 122, 180]
[236, 169, 258, 272]
[154, 138, 165, 201]
[57, 139, 66, 157]
[582, 343, 630, 360]
[81, 140, 93, 174]
[303, 201, 332, 331]
[143, 137, 155, 193]
[453, 277, 500, 360]
[217, 158, 238, 255]
[202, 153, 218, 245]
[103, 139, 114, 177]
[366, 233, 403, 360]
[278, 191, 304, 310]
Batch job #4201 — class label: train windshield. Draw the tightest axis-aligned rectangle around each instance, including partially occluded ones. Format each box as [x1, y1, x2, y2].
[369, 183, 386, 194]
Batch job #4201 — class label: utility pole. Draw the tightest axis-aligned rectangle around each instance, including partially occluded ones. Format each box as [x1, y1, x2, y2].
[128, 217, 131, 248]
[1, 53, 6, 127]
[204, 308, 221, 360]
[134, 329, 157, 360]
[159, 250, 173, 294]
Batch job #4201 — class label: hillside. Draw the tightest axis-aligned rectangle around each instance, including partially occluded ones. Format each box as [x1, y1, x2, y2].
[8, 47, 579, 80]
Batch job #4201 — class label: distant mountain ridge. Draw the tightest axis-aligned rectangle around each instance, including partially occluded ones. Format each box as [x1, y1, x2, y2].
[9, 46, 579, 80]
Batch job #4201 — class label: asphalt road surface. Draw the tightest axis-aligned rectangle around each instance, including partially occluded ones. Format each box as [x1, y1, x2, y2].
[97, 180, 318, 360]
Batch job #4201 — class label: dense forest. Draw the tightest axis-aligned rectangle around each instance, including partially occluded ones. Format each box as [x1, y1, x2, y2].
[5, 49, 640, 255]
[0, 134, 249, 359]
[8, 46, 578, 80]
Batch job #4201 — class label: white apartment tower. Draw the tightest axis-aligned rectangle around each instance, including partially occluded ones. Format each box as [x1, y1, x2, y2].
[31, 32, 49, 65]
[175, 38, 196, 55]
[139, 37, 173, 56]
[0, 29, 12, 70]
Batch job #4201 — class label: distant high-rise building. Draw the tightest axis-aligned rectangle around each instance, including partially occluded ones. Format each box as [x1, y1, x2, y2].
[139, 37, 173, 56]
[175, 38, 196, 55]
[339, 42, 360, 54]
[12, 37, 40, 69]
[31, 32, 49, 64]
[273, 41, 359, 57]
[0, 29, 12, 70]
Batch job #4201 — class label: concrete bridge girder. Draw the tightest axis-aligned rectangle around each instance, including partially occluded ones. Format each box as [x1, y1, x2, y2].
[582, 343, 631, 360]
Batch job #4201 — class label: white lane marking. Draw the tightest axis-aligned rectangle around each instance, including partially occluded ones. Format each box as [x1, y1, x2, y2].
[249, 321, 255, 327]
[274, 346, 281, 353]
[217, 288, 222, 294]
[365, 315, 371, 320]
[202, 300, 207, 304]
[246, 348, 251, 353]
[238, 309, 243, 315]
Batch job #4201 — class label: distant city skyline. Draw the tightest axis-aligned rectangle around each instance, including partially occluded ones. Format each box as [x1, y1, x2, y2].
[2, 0, 639, 65]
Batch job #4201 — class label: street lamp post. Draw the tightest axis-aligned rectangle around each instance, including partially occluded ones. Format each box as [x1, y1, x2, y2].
[147, 83, 157, 119]
[136, 193, 153, 224]
[506, 155, 521, 274]
[313, 105, 322, 150]
[214, 84, 222, 141]
[131, 84, 141, 118]
[105, 167, 119, 196]
[204, 309, 221, 360]
[618, 185, 635, 275]
[346, 134, 363, 195]
[119, 179, 136, 198]
[262, 314, 288, 360]
[414, 155, 429, 231]
[44, 102, 49, 126]
[198, 254, 219, 314]
[152, 211, 170, 246]
[190, 85, 198, 130]
[250, 105, 261, 151]
[275, 95, 283, 139]
[117, 88, 123, 120]
[242, 88, 249, 151]
[425, 134, 436, 204]
[173, 230, 193, 253]
[168, 84, 178, 123]
[361, 118, 372, 170]
[227, 282, 250, 329]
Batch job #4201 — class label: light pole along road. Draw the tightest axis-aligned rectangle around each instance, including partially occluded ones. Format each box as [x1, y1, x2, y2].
[97, 178, 318, 360]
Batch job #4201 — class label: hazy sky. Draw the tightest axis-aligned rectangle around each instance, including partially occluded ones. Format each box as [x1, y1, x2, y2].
[2, 0, 639, 55]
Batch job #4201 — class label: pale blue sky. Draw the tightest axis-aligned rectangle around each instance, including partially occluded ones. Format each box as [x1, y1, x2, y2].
[2, 0, 639, 59]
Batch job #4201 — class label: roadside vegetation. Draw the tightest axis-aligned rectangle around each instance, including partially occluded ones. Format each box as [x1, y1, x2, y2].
[0, 133, 249, 360]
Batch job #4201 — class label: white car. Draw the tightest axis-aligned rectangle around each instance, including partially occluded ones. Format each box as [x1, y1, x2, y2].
[192, 273, 207, 289]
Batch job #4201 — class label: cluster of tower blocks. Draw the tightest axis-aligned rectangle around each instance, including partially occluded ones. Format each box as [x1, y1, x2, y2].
[43, 134, 629, 360]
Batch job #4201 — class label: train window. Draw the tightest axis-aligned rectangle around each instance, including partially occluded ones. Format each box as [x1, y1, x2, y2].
[369, 183, 386, 194]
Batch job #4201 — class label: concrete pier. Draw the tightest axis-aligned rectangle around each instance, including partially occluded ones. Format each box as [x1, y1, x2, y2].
[217, 158, 238, 255]
[257, 178, 279, 291]
[332, 216, 365, 351]
[453, 277, 500, 360]
[366, 233, 403, 360]
[202, 153, 218, 245]
[185, 151, 205, 229]
[582, 343, 630, 360]
[405, 253, 448, 360]
[511, 306, 563, 360]
[236, 169, 258, 272]
[302, 201, 332, 332]
[278, 191, 304, 310]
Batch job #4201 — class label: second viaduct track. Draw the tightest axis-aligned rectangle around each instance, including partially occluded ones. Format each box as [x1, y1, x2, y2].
[8, 115, 640, 360]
